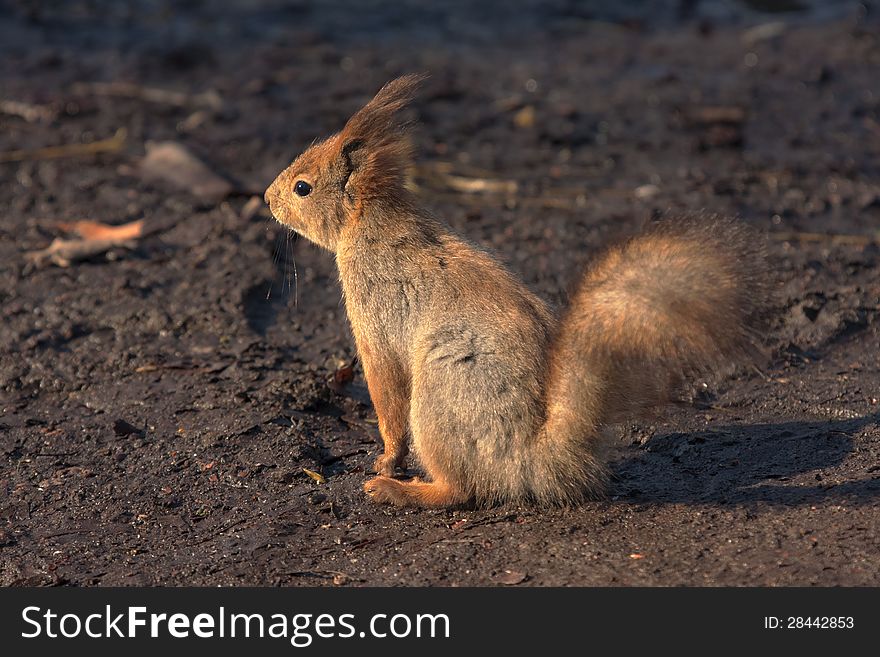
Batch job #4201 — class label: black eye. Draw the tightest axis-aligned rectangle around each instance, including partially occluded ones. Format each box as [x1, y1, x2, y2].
[294, 180, 312, 197]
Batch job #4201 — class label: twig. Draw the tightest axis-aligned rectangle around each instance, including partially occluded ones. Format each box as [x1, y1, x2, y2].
[71, 81, 223, 111]
[772, 231, 878, 246]
[24, 218, 145, 267]
[436, 536, 484, 545]
[441, 174, 518, 195]
[686, 105, 746, 124]
[414, 162, 518, 195]
[25, 236, 138, 267]
[0, 128, 126, 163]
[750, 364, 769, 381]
[0, 99, 57, 123]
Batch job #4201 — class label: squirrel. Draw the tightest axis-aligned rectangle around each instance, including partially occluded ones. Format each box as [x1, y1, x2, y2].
[264, 74, 766, 508]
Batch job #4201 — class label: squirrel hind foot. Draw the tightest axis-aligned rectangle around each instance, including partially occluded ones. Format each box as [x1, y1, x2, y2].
[364, 476, 464, 508]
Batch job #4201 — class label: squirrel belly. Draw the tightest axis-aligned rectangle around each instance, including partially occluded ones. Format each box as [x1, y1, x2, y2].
[264, 75, 767, 508]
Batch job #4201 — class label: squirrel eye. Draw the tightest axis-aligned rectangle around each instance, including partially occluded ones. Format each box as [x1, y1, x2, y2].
[294, 180, 312, 197]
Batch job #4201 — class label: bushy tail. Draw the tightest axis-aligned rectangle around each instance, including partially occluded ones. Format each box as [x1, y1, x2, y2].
[530, 215, 767, 503]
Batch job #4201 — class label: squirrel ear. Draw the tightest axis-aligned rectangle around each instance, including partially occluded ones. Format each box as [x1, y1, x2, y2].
[338, 74, 425, 202]
[339, 134, 415, 203]
[340, 74, 427, 147]
[339, 137, 367, 199]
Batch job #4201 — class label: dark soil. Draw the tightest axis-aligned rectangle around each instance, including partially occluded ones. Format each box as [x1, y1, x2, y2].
[1, 0, 879, 586]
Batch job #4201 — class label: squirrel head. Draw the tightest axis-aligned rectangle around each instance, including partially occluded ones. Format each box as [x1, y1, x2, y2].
[265, 74, 425, 251]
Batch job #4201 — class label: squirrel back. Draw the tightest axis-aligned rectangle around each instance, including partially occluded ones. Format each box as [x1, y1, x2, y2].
[265, 76, 767, 507]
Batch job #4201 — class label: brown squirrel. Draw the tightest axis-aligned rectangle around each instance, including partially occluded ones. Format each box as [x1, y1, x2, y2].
[264, 75, 765, 508]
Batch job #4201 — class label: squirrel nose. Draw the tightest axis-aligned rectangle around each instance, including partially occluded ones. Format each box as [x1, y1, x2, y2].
[263, 184, 276, 212]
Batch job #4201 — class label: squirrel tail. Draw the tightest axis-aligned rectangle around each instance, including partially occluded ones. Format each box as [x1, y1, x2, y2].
[528, 214, 767, 503]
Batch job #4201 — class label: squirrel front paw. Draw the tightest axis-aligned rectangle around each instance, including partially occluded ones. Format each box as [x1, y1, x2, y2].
[372, 453, 404, 477]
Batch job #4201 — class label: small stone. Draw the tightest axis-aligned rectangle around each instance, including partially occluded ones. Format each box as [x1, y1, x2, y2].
[497, 569, 527, 585]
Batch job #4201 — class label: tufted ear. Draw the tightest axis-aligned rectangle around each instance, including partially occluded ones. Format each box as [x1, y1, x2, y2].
[337, 74, 426, 203]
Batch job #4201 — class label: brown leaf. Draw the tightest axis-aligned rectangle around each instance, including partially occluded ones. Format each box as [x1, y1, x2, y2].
[328, 363, 355, 393]
[334, 364, 354, 385]
[25, 229, 142, 267]
[58, 219, 143, 242]
[303, 468, 326, 484]
[0, 99, 58, 123]
[138, 141, 233, 204]
[513, 105, 536, 129]
[25, 217, 145, 267]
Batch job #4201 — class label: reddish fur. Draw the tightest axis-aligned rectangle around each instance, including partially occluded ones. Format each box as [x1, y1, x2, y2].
[362, 350, 410, 476]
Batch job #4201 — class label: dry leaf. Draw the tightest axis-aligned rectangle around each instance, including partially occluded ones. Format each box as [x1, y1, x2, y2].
[26, 218, 145, 267]
[335, 364, 355, 384]
[439, 173, 517, 195]
[414, 162, 518, 195]
[513, 105, 536, 129]
[58, 219, 144, 241]
[0, 99, 58, 123]
[634, 184, 660, 200]
[328, 363, 355, 393]
[303, 468, 326, 484]
[26, 238, 134, 267]
[0, 128, 126, 163]
[138, 141, 233, 204]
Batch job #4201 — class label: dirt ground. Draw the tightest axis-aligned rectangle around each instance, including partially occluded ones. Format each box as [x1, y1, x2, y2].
[1, 0, 879, 586]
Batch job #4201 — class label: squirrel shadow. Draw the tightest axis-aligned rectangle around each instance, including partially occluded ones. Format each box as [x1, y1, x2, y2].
[611, 412, 880, 507]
